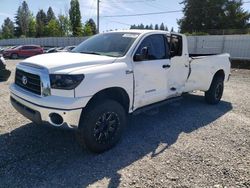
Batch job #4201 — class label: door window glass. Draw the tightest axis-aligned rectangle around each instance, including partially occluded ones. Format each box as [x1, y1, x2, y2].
[135, 34, 169, 60]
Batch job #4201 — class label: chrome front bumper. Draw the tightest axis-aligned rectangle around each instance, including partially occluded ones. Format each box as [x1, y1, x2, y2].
[10, 93, 82, 129]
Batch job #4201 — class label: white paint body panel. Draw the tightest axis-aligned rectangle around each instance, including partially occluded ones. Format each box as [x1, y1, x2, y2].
[9, 30, 231, 128]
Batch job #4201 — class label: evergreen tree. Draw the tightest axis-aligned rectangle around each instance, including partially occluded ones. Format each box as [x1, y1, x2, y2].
[15, 1, 31, 37]
[47, 7, 56, 23]
[83, 23, 93, 36]
[138, 23, 145, 29]
[1, 17, 15, 39]
[69, 0, 83, 36]
[36, 9, 47, 37]
[160, 23, 165, 30]
[178, 0, 250, 33]
[45, 19, 61, 36]
[155, 24, 159, 30]
[85, 18, 97, 34]
[58, 14, 71, 36]
[28, 17, 36, 37]
[130, 24, 136, 29]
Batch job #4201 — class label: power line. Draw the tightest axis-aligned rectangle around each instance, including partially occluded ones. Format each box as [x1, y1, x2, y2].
[104, 19, 131, 26]
[102, 0, 155, 4]
[102, 10, 182, 18]
[102, 0, 250, 18]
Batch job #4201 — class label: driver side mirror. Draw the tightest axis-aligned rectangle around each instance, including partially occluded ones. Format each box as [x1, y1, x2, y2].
[134, 47, 148, 62]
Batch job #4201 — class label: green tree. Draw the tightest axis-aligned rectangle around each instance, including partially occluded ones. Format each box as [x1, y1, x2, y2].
[222, 0, 250, 29]
[1, 17, 15, 39]
[130, 24, 136, 29]
[178, 0, 250, 33]
[155, 24, 159, 30]
[15, 1, 31, 37]
[47, 7, 55, 23]
[36, 9, 47, 37]
[58, 14, 71, 36]
[45, 19, 61, 36]
[69, 0, 83, 36]
[160, 23, 165, 30]
[83, 23, 93, 36]
[28, 17, 36, 37]
[138, 23, 144, 29]
[85, 18, 97, 34]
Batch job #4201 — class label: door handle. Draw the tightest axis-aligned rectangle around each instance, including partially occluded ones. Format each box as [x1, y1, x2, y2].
[162, 64, 171, 69]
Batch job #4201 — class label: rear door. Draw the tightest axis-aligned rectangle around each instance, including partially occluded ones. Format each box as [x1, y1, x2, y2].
[167, 34, 190, 96]
[133, 34, 171, 109]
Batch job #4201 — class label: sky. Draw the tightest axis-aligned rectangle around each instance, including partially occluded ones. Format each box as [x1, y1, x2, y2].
[0, 0, 250, 33]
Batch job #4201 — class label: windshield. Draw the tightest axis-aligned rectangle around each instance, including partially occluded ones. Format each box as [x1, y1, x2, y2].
[73, 32, 139, 57]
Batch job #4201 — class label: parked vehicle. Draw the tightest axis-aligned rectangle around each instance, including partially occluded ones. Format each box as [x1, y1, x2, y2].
[0, 46, 16, 54]
[63, 46, 76, 51]
[46, 46, 76, 53]
[3, 45, 43, 59]
[10, 30, 231, 153]
[0, 55, 11, 81]
[46, 47, 57, 53]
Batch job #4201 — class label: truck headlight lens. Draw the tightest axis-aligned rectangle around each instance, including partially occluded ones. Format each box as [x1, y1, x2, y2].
[50, 74, 84, 90]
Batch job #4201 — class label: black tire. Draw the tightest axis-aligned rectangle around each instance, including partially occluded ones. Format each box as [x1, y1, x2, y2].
[11, 53, 18, 59]
[205, 76, 224, 105]
[77, 100, 127, 153]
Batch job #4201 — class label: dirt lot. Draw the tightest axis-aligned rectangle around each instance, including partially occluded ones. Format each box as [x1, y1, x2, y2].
[0, 60, 249, 188]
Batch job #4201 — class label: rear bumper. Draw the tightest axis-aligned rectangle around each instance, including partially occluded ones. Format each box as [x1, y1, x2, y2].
[10, 93, 82, 129]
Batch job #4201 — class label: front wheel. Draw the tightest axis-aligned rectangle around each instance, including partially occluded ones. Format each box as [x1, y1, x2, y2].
[205, 77, 224, 104]
[77, 100, 127, 153]
[11, 53, 18, 59]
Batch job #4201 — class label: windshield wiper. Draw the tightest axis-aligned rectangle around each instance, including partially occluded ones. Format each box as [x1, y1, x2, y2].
[80, 51, 102, 55]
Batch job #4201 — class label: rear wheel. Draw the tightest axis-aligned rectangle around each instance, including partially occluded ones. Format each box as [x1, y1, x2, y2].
[77, 100, 126, 153]
[205, 76, 224, 104]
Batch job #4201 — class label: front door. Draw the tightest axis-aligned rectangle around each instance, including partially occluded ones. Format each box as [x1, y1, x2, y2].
[133, 34, 171, 109]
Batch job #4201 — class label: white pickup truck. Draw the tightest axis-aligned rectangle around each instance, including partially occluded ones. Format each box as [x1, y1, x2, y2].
[10, 30, 231, 153]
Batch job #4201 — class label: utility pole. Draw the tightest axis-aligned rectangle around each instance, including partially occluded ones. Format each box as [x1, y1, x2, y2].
[97, 0, 100, 33]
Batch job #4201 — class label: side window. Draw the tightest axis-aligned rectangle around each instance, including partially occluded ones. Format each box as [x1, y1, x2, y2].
[22, 46, 32, 50]
[135, 34, 169, 61]
[169, 35, 183, 57]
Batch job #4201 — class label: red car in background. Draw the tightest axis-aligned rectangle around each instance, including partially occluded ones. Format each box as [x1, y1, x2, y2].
[3, 45, 43, 59]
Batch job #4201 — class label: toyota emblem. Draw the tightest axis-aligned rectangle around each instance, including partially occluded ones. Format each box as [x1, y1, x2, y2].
[22, 75, 28, 85]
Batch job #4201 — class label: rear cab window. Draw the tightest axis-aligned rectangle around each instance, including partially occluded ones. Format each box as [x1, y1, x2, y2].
[167, 34, 183, 57]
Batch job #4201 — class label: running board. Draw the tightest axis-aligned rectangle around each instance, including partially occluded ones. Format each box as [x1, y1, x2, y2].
[132, 96, 183, 115]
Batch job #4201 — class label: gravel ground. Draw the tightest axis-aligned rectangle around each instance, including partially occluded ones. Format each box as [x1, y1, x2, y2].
[0, 60, 249, 188]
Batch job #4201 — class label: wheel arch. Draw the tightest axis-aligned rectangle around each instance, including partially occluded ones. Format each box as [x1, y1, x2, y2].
[214, 69, 225, 81]
[84, 87, 131, 113]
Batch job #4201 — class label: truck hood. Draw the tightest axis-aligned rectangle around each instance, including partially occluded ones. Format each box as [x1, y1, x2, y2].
[21, 52, 117, 74]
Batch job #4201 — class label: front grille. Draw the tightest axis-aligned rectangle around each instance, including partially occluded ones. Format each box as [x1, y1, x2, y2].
[15, 69, 41, 95]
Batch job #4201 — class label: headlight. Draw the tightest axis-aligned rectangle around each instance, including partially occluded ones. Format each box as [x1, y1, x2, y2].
[50, 74, 84, 90]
